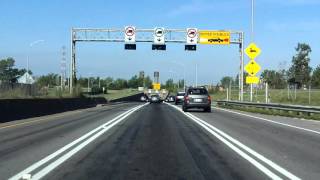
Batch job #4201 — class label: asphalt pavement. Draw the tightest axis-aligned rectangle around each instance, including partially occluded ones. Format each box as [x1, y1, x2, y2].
[1, 102, 320, 179]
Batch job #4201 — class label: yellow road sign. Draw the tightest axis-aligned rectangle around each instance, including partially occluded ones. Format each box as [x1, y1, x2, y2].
[199, 31, 230, 45]
[153, 83, 161, 90]
[246, 76, 259, 84]
[245, 43, 261, 59]
[245, 60, 261, 76]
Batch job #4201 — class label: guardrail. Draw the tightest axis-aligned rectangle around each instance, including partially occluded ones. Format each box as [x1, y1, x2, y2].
[216, 101, 320, 116]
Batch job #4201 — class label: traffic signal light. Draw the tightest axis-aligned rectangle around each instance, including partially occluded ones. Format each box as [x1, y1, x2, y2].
[185, 45, 196, 51]
[152, 44, 166, 50]
[124, 44, 136, 50]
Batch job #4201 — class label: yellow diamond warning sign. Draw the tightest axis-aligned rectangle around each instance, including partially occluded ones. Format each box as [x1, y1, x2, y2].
[199, 31, 230, 45]
[245, 43, 261, 59]
[245, 60, 261, 76]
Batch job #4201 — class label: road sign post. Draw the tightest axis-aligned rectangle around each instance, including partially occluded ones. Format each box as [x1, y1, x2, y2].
[244, 42, 261, 102]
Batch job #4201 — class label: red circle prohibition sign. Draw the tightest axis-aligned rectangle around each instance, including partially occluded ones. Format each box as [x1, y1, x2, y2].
[125, 27, 135, 36]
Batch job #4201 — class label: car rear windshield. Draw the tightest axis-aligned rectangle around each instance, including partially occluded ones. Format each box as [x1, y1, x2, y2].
[177, 93, 185, 96]
[188, 89, 208, 95]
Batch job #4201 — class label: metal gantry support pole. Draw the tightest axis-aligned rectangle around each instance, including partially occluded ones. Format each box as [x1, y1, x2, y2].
[240, 32, 244, 101]
[70, 29, 76, 94]
[69, 28, 244, 95]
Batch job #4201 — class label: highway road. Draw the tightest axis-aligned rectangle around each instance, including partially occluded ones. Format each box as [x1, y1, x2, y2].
[1, 102, 320, 179]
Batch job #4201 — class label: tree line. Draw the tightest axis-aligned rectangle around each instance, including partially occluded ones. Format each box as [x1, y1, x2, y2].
[0, 57, 32, 83]
[220, 43, 320, 89]
[0, 57, 155, 90]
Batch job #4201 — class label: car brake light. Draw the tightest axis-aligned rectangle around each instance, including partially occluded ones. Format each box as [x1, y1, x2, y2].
[208, 96, 211, 101]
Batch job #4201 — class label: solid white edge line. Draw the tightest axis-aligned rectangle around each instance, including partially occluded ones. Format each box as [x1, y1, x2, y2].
[187, 113, 300, 180]
[31, 103, 146, 180]
[213, 106, 320, 136]
[167, 103, 300, 180]
[9, 103, 147, 180]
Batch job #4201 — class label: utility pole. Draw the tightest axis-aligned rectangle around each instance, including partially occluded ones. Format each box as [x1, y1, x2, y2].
[87, 77, 90, 93]
[60, 46, 67, 89]
[250, 0, 255, 102]
[195, 63, 198, 87]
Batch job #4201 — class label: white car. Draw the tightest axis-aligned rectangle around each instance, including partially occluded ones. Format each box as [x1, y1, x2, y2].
[140, 95, 147, 102]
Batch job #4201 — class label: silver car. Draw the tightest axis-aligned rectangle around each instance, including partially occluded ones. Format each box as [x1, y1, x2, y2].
[182, 87, 211, 112]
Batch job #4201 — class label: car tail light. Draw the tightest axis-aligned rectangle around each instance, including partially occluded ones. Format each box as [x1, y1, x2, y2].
[208, 96, 211, 102]
[185, 96, 190, 103]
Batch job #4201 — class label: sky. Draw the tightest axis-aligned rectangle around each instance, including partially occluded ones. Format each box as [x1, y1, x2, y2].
[0, 0, 319, 85]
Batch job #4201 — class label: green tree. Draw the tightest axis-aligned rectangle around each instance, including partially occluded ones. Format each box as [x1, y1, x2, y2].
[113, 78, 128, 89]
[260, 69, 286, 89]
[178, 79, 184, 90]
[36, 73, 59, 87]
[77, 77, 88, 88]
[0, 57, 29, 83]
[164, 78, 175, 92]
[144, 76, 153, 89]
[128, 75, 140, 88]
[220, 76, 234, 88]
[288, 43, 312, 88]
[311, 65, 320, 88]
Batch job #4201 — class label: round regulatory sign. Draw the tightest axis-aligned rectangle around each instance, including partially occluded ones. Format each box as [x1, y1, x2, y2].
[187, 29, 197, 38]
[125, 27, 135, 36]
[154, 28, 164, 37]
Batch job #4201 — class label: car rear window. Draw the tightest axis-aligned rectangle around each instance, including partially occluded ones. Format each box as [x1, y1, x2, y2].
[177, 93, 185, 96]
[188, 89, 208, 95]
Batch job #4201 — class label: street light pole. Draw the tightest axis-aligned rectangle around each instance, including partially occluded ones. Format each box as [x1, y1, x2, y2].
[169, 70, 180, 90]
[195, 63, 198, 87]
[88, 77, 90, 93]
[250, 0, 255, 102]
[27, 40, 44, 84]
[172, 61, 186, 91]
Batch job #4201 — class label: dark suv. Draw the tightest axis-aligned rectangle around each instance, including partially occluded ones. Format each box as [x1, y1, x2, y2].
[182, 87, 211, 112]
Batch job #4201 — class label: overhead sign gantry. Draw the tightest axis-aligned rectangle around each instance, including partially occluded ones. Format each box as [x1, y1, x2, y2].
[70, 27, 245, 101]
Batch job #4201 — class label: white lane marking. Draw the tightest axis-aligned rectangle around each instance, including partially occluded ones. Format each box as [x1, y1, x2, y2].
[167, 103, 300, 180]
[187, 113, 300, 180]
[32, 103, 146, 180]
[213, 106, 320, 136]
[9, 103, 147, 180]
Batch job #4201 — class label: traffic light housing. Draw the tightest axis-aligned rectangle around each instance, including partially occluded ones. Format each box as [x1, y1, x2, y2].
[152, 44, 166, 50]
[185, 45, 196, 51]
[124, 44, 136, 50]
